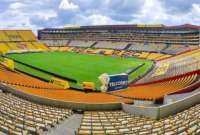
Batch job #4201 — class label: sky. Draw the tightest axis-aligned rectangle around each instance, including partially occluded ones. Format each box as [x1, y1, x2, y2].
[0, 0, 200, 31]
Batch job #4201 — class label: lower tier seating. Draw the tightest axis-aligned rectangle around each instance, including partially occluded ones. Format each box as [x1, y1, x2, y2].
[162, 45, 198, 55]
[0, 64, 131, 104]
[77, 105, 200, 135]
[139, 49, 200, 83]
[50, 46, 72, 52]
[0, 92, 73, 135]
[0, 65, 59, 89]
[0, 43, 10, 54]
[0, 42, 49, 54]
[32, 42, 49, 51]
[113, 73, 197, 100]
[49, 46, 172, 61]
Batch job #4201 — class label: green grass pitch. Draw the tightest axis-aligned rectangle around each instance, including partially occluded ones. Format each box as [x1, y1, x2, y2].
[6, 52, 153, 90]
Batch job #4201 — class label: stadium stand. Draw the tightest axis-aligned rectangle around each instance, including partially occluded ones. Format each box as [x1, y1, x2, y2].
[161, 45, 198, 55]
[54, 46, 72, 52]
[113, 73, 198, 100]
[128, 43, 166, 52]
[146, 53, 164, 60]
[0, 30, 36, 42]
[94, 41, 129, 50]
[0, 64, 59, 89]
[4, 31, 23, 41]
[77, 106, 200, 135]
[32, 42, 49, 51]
[1, 24, 200, 134]
[0, 43, 10, 54]
[132, 52, 169, 60]
[38, 24, 200, 66]
[137, 49, 200, 83]
[0, 30, 48, 53]
[0, 64, 131, 105]
[68, 40, 96, 48]
[17, 30, 37, 41]
[42, 40, 70, 46]
[38, 24, 200, 46]
[47, 46, 172, 61]
[0, 32, 9, 41]
[0, 91, 73, 135]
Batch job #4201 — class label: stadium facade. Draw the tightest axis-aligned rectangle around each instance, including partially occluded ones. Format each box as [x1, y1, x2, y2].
[38, 24, 200, 45]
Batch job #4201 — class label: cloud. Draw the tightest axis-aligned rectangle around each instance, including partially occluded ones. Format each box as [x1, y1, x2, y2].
[9, 2, 25, 9]
[129, 0, 200, 25]
[59, 0, 79, 11]
[0, 0, 58, 30]
[132, 0, 165, 23]
[0, 0, 200, 32]
[74, 14, 123, 25]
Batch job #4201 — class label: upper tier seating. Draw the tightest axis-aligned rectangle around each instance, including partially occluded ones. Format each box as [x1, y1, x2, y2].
[94, 41, 129, 50]
[0, 32, 9, 41]
[77, 105, 200, 135]
[18, 30, 37, 41]
[4, 31, 23, 41]
[68, 40, 96, 48]
[0, 92, 73, 135]
[39, 28, 200, 45]
[0, 30, 48, 53]
[0, 30, 36, 42]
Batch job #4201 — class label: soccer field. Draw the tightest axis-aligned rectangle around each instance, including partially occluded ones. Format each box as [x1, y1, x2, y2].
[7, 52, 153, 90]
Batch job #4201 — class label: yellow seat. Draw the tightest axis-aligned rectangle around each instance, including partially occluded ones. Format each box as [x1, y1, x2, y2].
[0, 43, 10, 54]
[32, 42, 49, 51]
[4, 30, 23, 41]
[18, 30, 37, 41]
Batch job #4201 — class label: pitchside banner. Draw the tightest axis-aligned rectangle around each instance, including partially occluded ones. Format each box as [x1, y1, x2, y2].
[99, 73, 128, 92]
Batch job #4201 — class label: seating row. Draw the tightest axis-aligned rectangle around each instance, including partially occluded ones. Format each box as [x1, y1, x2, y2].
[77, 104, 200, 135]
[140, 49, 200, 83]
[0, 92, 73, 135]
[0, 30, 36, 42]
[49, 46, 172, 61]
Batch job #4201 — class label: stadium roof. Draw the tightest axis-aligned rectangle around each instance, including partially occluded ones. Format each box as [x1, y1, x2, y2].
[41, 24, 200, 31]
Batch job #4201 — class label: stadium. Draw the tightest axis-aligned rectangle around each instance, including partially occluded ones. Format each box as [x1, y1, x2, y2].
[0, 23, 200, 135]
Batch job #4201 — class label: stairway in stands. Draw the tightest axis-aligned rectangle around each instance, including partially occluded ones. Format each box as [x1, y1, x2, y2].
[124, 43, 132, 50]
[66, 40, 71, 46]
[45, 114, 82, 135]
[161, 44, 170, 53]
[90, 41, 98, 48]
